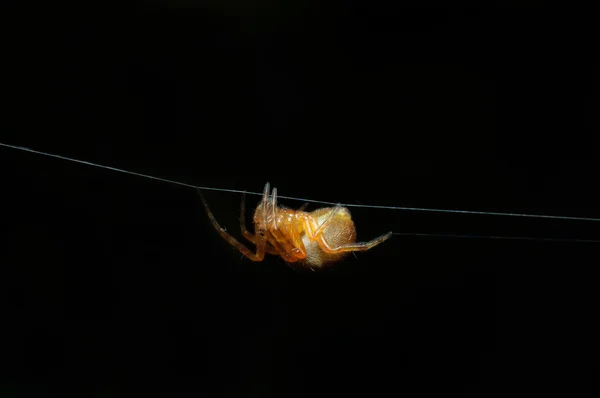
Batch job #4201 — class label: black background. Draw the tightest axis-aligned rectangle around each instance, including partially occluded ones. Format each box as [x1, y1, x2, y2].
[1, 1, 597, 396]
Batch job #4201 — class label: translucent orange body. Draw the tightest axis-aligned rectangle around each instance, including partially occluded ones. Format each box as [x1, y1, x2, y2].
[200, 183, 392, 269]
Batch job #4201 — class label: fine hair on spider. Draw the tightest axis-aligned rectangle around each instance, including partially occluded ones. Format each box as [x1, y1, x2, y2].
[199, 182, 392, 270]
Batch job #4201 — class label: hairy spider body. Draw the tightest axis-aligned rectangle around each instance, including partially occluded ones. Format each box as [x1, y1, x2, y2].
[200, 183, 392, 269]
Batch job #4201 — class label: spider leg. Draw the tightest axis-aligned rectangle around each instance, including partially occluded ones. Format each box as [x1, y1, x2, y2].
[297, 202, 309, 211]
[271, 223, 306, 262]
[288, 222, 307, 259]
[316, 231, 393, 253]
[239, 192, 255, 243]
[264, 184, 305, 262]
[262, 182, 269, 227]
[247, 182, 270, 258]
[199, 189, 266, 261]
[304, 205, 344, 242]
[264, 229, 285, 255]
[313, 205, 342, 238]
[240, 192, 277, 254]
[271, 186, 278, 228]
[266, 185, 297, 260]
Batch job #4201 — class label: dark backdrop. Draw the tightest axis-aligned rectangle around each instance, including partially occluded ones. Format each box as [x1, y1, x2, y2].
[2, 2, 597, 396]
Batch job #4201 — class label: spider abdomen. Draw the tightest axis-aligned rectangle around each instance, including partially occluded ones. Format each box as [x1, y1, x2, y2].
[299, 207, 357, 268]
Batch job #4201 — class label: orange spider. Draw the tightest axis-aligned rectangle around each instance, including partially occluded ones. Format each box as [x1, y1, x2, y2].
[199, 183, 392, 269]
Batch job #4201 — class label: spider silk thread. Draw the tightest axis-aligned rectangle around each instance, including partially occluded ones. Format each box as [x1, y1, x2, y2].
[3, 141, 600, 227]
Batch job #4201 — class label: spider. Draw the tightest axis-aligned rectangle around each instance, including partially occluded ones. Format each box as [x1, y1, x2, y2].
[199, 183, 392, 269]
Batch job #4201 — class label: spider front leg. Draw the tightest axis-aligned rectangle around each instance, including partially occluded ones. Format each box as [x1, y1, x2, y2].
[198, 189, 266, 261]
